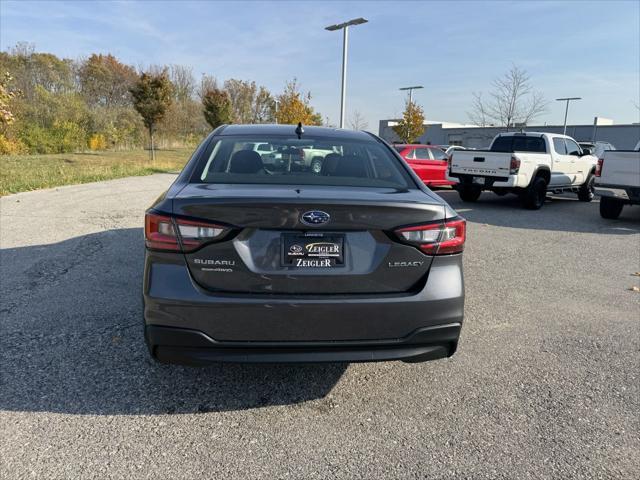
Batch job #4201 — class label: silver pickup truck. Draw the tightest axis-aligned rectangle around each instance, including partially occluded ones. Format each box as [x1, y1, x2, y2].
[595, 141, 640, 219]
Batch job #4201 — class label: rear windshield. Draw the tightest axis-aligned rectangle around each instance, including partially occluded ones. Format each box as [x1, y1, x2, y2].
[193, 135, 416, 188]
[490, 135, 547, 153]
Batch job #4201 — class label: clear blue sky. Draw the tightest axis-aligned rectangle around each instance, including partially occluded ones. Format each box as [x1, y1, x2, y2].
[1, 0, 639, 129]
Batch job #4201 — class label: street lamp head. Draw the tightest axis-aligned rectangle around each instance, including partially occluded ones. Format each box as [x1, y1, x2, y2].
[556, 97, 582, 101]
[399, 86, 424, 91]
[325, 17, 368, 31]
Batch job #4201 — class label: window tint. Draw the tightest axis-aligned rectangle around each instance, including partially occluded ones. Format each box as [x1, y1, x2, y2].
[490, 136, 513, 152]
[565, 138, 581, 156]
[512, 136, 546, 152]
[491, 135, 546, 153]
[553, 138, 567, 155]
[194, 135, 416, 189]
[430, 148, 449, 161]
[413, 148, 430, 160]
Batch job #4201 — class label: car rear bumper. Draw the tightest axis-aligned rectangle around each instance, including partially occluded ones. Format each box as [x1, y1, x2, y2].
[448, 173, 522, 188]
[146, 323, 461, 365]
[143, 254, 465, 365]
[595, 185, 639, 203]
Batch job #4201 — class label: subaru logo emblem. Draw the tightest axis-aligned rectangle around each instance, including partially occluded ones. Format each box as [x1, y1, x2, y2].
[301, 210, 330, 226]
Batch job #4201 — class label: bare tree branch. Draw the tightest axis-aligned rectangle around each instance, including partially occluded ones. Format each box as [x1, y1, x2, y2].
[468, 65, 548, 129]
[467, 92, 489, 127]
[348, 110, 368, 130]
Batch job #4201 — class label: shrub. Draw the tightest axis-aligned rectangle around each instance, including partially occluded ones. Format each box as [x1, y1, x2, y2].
[0, 133, 27, 154]
[88, 133, 107, 151]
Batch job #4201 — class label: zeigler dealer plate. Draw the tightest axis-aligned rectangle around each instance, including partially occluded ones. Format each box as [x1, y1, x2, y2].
[282, 234, 345, 268]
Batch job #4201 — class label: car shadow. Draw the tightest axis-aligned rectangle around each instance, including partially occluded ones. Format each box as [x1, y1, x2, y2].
[0, 228, 347, 416]
[434, 190, 640, 235]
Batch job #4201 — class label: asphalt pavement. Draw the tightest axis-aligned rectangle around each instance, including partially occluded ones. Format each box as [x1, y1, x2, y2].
[1, 175, 639, 479]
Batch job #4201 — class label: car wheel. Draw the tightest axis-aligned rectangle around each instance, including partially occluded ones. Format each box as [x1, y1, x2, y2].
[599, 196, 624, 219]
[310, 157, 323, 174]
[522, 176, 547, 210]
[578, 174, 595, 202]
[458, 184, 482, 202]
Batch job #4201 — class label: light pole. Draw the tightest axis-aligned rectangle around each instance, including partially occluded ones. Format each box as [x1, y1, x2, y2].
[325, 17, 368, 129]
[399, 85, 424, 105]
[556, 97, 581, 135]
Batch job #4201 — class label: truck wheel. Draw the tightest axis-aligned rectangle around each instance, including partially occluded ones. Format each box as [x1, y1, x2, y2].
[578, 174, 595, 202]
[599, 197, 624, 219]
[310, 157, 323, 174]
[458, 184, 482, 202]
[522, 176, 547, 210]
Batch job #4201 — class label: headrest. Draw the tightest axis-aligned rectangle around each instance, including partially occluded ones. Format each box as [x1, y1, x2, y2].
[321, 153, 342, 175]
[332, 155, 367, 178]
[229, 150, 263, 174]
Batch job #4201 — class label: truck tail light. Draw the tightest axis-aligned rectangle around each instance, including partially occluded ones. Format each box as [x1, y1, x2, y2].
[395, 218, 466, 255]
[595, 158, 604, 177]
[145, 212, 229, 252]
[510, 156, 521, 174]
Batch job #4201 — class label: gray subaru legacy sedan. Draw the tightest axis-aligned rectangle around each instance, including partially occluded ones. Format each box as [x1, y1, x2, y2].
[143, 124, 465, 365]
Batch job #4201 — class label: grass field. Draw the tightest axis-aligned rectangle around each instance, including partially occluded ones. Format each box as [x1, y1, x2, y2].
[0, 148, 193, 196]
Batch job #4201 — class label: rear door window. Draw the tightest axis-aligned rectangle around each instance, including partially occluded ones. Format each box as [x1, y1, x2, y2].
[430, 148, 448, 161]
[413, 148, 430, 160]
[553, 138, 567, 155]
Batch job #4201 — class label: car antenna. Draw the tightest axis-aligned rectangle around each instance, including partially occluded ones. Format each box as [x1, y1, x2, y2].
[295, 122, 304, 139]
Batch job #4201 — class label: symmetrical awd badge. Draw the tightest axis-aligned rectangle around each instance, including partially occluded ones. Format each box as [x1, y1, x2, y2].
[301, 210, 331, 226]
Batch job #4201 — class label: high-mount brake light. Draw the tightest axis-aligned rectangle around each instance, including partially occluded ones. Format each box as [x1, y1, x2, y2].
[395, 218, 466, 255]
[145, 212, 228, 252]
[595, 158, 604, 177]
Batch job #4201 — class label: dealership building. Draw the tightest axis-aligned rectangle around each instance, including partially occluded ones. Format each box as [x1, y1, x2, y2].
[378, 118, 640, 150]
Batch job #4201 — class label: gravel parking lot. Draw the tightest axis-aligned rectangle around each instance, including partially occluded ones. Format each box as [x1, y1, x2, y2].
[1, 174, 639, 479]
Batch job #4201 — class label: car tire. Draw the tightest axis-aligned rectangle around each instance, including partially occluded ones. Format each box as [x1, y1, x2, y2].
[310, 157, 323, 174]
[458, 184, 482, 202]
[522, 176, 547, 210]
[578, 174, 595, 202]
[599, 196, 624, 219]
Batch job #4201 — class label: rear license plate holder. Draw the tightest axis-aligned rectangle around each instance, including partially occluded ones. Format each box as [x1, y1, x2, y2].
[281, 233, 345, 268]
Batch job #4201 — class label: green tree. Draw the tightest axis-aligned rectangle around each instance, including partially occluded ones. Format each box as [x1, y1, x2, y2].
[130, 71, 174, 161]
[392, 101, 425, 143]
[275, 79, 322, 126]
[202, 87, 232, 129]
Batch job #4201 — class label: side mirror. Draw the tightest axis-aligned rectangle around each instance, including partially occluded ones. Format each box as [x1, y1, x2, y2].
[582, 148, 591, 155]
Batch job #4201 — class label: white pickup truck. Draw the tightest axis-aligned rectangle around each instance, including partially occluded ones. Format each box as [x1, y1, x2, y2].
[447, 132, 597, 209]
[595, 141, 640, 219]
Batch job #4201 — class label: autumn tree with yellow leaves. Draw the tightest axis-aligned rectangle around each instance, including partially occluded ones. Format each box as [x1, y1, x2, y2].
[392, 100, 425, 143]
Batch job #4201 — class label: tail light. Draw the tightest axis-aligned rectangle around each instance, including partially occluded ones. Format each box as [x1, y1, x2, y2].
[145, 212, 229, 252]
[510, 156, 521, 174]
[595, 158, 604, 177]
[395, 218, 466, 255]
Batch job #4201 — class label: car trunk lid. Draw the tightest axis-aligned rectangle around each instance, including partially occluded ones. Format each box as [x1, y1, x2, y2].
[173, 184, 445, 294]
